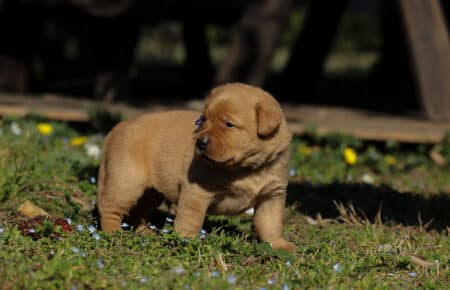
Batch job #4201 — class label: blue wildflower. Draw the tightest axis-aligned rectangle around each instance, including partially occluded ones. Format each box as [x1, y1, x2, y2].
[210, 271, 220, 278]
[88, 225, 96, 233]
[121, 222, 130, 228]
[267, 278, 275, 285]
[76, 224, 84, 232]
[92, 233, 101, 241]
[89, 177, 96, 184]
[227, 275, 237, 284]
[282, 283, 289, 290]
[408, 272, 417, 278]
[71, 247, 80, 254]
[97, 259, 104, 269]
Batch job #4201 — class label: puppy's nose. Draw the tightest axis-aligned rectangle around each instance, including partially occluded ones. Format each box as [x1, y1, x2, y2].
[196, 137, 209, 151]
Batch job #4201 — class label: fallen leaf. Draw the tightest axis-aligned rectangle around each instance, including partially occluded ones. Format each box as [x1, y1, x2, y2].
[17, 200, 49, 218]
[430, 146, 446, 166]
[409, 255, 436, 269]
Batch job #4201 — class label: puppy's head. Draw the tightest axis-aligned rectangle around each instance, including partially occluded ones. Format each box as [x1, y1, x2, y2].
[194, 83, 292, 169]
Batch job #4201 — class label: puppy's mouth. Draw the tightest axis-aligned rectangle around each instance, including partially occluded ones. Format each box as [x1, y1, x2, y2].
[195, 149, 233, 166]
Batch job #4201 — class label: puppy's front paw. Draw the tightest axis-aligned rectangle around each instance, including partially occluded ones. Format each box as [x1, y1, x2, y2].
[174, 228, 198, 239]
[270, 240, 296, 253]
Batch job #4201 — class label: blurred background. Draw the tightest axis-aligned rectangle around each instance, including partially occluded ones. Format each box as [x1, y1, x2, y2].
[0, 0, 449, 119]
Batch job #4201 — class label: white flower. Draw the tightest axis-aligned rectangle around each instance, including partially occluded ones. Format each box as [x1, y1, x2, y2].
[267, 278, 275, 285]
[333, 263, 343, 273]
[171, 266, 186, 275]
[97, 259, 104, 269]
[0, 227, 5, 234]
[288, 168, 296, 177]
[245, 208, 255, 216]
[85, 143, 101, 159]
[408, 272, 417, 278]
[139, 277, 148, 283]
[10, 122, 22, 135]
[362, 173, 375, 184]
[165, 217, 174, 223]
[92, 233, 101, 240]
[66, 218, 72, 225]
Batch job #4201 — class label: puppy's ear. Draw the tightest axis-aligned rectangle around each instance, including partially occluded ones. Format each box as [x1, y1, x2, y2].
[256, 100, 281, 138]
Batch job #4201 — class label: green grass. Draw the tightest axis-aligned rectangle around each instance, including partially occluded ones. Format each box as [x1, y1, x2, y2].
[0, 116, 449, 289]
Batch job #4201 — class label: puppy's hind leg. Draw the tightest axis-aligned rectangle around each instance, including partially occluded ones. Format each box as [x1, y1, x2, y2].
[97, 163, 148, 232]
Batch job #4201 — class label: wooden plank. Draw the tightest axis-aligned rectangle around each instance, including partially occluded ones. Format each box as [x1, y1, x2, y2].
[1, 94, 450, 143]
[399, 0, 450, 120]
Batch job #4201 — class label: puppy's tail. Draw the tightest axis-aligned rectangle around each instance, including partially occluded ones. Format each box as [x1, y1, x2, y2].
[97, 133, 111, 197]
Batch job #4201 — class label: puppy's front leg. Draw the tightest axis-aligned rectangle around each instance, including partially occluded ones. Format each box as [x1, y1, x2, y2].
[253, 193, 295, 252]
[174, 187, 211, 238]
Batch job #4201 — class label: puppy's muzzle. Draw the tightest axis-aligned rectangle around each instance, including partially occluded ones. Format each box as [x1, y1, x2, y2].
[196, 136, 209, 151]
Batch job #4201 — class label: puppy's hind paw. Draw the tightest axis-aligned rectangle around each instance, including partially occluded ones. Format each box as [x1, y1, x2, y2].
[270, 240, 296, 253]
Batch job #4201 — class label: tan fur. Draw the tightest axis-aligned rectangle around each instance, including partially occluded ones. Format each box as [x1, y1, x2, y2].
[97, 83, 295, 252]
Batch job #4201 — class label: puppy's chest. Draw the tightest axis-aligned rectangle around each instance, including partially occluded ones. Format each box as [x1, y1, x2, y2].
[207, 175, 278, 215]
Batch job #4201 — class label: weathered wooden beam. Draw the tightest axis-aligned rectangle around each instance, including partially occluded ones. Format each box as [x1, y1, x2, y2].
[399, 0, 450, 121]
[1, 93, 450, 143]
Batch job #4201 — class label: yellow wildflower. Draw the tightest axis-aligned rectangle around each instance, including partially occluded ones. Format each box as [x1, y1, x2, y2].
[297, 144, 313, 156]
[70, 136, 88, 147]
[37, 123, 53, 136]
[344, 147, 357, 165]
[384, 155, 397, 166]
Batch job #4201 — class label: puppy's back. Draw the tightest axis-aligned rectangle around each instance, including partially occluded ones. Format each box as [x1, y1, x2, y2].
[100, 110, 200, 199]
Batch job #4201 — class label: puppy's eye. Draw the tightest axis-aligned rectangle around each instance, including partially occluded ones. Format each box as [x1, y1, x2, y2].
[225, 121, 234, 128]
[195, 115, 206, 126]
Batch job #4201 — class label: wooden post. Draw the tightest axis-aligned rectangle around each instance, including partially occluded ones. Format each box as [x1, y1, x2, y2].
[399, 0, 450, 121]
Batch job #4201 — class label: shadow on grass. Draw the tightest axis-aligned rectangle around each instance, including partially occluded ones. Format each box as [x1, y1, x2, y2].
[287, 182, 450, 231]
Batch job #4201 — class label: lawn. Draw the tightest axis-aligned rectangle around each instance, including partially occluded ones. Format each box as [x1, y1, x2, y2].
[0, 115, 449, 289]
